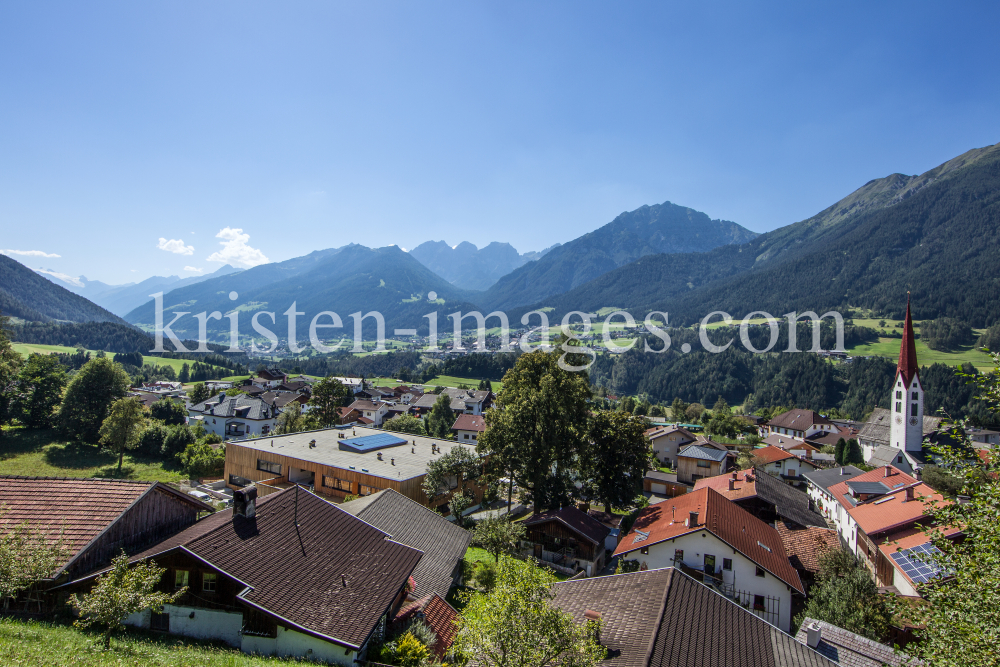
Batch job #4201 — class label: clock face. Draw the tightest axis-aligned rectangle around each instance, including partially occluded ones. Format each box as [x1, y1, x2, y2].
[909, 417, 919, 426]
[895, 415, 902, 425]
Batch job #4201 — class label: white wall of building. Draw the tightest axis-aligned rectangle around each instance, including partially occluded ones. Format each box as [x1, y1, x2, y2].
[242, 625, 357, 666]
[618, 530, 795, 632]
[124, 604, 244, 647]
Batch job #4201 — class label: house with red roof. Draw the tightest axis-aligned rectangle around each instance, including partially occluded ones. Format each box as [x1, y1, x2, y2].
[451, 413, 487, 443]
[827, 464, 956, 596]
[391, 593, 459, 660]
[749, 445, 819, 487]
[614, 487, 804, 632]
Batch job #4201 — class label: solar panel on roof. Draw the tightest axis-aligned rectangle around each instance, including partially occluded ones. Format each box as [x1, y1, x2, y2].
[339, 433, 408, 453]
[890, 542, 946, 584]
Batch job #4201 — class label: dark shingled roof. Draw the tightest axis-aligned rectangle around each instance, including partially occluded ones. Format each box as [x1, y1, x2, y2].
[525, 506, 611, 546]
[551, 568, 834, 667]
[190, 393, 275, 420]
[67, 487, 423, 650]
[751, 467, 828, 528]
[802, 466, 866, 494]
[678, 444, 729, 462]
[338, 489, 471, 599]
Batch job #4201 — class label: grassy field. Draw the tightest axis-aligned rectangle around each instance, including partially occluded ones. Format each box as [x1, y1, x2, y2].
[848, 336, 993, 371]
[424, 375, 503, 391]
[0, 428, 185, 483]
[0, 618, 293, 667]
[11, 343, 228, 374]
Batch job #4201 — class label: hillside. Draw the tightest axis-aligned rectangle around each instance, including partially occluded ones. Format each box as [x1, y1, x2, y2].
[0, 254, 127, 324]
[125, 244, 481, 341]
[409, 240, 555, 291]
[478, 201, 758, 311]
[531, 142, 1000, 326]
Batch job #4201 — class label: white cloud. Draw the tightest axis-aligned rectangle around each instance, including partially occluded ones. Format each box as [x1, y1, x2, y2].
[206, 227, 269, 267]
[34, 267, 83, 287]
[183, 266, 204, 273]
[157, 238, 195, 255]
[2, 249, 61, 258]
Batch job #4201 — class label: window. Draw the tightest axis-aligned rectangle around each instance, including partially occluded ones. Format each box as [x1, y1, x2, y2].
[261, 425, 270, 435]
[640, 547, 649, 555]
[723, 558, 733, 571]
[256, 459, 281, 475]
[755, 566, 765, 578]
[229, 474, 251, 487]
[359, 484, 379, 496]
[174, 570, 189, 589]
[896, 401, 902, 412]
[323, 476, 351, 492]
[674, 549, 684, 562]
[912, 391, 918, 400]
[896, 390, 902, 399]
[464, 434, 469, 439]
[696, 460, 711, 468]
[150, 612, 170, 632]
[774, 460, 782, 469]
[753, 595, 765, 611]
[202, 572, 217, 592]
[911, 403, 919, 416]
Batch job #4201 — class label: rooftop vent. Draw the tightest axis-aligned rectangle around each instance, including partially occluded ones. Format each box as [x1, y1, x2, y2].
[309, 439, 316, 448]
[884, 465, 892, 477]
[806, 623, 821, 648]
[233, 485, 258, 519]
[757, 540, 772, 553]
[728, 479, 736, 491]
[688, 511, 699, 527]
[377, 452, 383, 460]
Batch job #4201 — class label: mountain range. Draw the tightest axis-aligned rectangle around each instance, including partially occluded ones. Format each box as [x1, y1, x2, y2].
[408, 241, 559, 291]
[4, 140, 1000, 340]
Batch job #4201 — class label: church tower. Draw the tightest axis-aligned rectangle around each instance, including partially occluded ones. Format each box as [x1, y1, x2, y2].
[890, 295, 924, 452]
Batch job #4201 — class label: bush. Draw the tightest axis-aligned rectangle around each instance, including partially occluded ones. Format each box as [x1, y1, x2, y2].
[920, 464, 965, 497]
[161, 424, 196, 457]
[178, 442, 225, 478]
[137, 422, 170, 456]
[149, 398, 187, 425]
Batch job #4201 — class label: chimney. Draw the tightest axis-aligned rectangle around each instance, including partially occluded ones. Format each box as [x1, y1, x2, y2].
[904, 486, 915, 502]
[584, 609, 602, 642]
[728, 478, 736, 491]
[884, 465, 892, 478]
[391, 457, 395, 465]
[731, 471, 738, 480]
[688, 511, 699, 527]
[377, 452, 383, 460]
[806, 623, 822, 648]
[840, 466, 845, 475]
[233, 485, 257, 519]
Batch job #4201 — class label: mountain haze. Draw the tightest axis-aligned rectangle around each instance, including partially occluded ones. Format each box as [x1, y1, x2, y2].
[0, 254, 128, 324]
[409, 241, 557, 291]
[478, 202, 758, 311]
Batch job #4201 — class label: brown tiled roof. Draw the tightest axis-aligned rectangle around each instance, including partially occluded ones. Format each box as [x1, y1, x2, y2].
[828, 466, 949, 536]
[551, 568, 833, 667]
[393, 593, 459, 659]
[0, 476, 210, 578]
[614, 488, 804, 593]
[751, 445, 798, 464]
[451, 414, 486, 432]
[69, 486, 423, 650]
[775, 521, 840, 573]
[768, 409, 833, 430]
[339, 489, 471, 599]
[525, 506, 610, 546]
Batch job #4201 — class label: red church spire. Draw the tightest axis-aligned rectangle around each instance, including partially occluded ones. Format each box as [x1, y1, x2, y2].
[897, 293, 919, 386]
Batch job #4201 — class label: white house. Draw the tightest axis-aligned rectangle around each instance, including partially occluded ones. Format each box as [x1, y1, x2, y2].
[347, 399, 390, 426]
[800, 465, 866, 522]
[645, 425, 699, 469]
[749, 445, 819, 487]
[451, 413, 486, 443]
[188, 394, 278, 439]
[613, 486, 804, 632]
[766, 409, 840, 441]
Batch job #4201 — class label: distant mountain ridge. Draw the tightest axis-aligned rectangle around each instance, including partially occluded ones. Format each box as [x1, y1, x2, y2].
[477, 201, 758, 311]
[528, 142, 1000, 326]
[0, 254, 127, 325]
[408, 241, 558, 291]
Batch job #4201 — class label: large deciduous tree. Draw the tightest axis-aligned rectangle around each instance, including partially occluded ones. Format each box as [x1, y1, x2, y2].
[0, 315, 24, 438]
[0, 510, 66, 610]
[383, 413, 425, 435]
[454, 556, 605, 667]
[59, 356, 131, 443]
[582, 411, 653, 513]
[472, 515, 526, 562]
[424, 393, 456, 438]
[795, 548, 891, 642]
[309, 375, 349, 427]
[423, 445, 481, 501]
[477, 345, 591, 514]
[187, 382, 211, 405]
[16, 352, 66, 429]
[99, 397, 148, 473]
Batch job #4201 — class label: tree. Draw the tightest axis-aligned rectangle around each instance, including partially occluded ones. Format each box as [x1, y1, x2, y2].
[582, 411, 653, 513]
[844, 438, 863, 465]
[478, 378, 492, 391]
[684, 402, 704, 422]
[59, 357, 131, 443]
[449, 491, 474, 527]
[454, 557, 605, 667]
[472, 515, 526, 562]
[424, 393, 455, 438]
[394, 631, 431, 667]
[309, 375, 349, 427]
[99, 397, 148, 473]
[476, 345, 591, 514]
[919, 464, 965, 497]
[179, 441, 226, 477]
[188, 382, 210, 404]
[619, 396, 636, 414]
[0, 315, 24, 438]
[275, 402, 309, 435]
[161, 424, 197, 456]
[833, 437, 847, 465]
[423, 445, 481, 500]
[0, 511, 66, 610]
[149, 396, 187, 425]
[70, 553, 185, 649]
[670, 397, 689, 421]
[795, 549, 891, 642]
[178, 362, 190, 383]
[384, 413, 425, 435]
[16, 353, 66, 428]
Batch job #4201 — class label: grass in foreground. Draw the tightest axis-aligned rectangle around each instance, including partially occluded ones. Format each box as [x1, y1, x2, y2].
[0, 617, 294, 667]
[0, 427, 185, 482]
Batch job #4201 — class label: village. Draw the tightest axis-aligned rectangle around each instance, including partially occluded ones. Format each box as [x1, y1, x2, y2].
[1, 301, 996, 667]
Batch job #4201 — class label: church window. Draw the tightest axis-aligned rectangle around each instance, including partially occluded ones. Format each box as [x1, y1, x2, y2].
[896, 391, 902, 399]
[896, 402, 902, 412]
[912, 392, 918, 400]
[911, 403, 918, 416]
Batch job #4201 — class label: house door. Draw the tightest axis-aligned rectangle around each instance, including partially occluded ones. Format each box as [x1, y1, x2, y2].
[651, 483, 666, 495]
[704, 554, 716, 575]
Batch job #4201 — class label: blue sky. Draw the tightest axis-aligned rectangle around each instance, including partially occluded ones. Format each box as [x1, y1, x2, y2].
[2, 2, 998, 286]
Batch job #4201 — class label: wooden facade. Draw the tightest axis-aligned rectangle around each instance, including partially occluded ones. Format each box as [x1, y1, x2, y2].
[65, 486, 206, 581]
[677, 456, 727, 485]
[224, 441, 484, 511]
